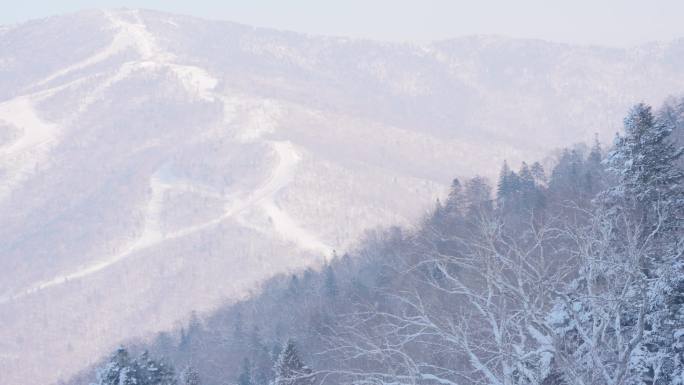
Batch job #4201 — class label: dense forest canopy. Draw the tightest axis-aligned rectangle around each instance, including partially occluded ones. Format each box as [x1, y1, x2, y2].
[81, 97, 684, 385]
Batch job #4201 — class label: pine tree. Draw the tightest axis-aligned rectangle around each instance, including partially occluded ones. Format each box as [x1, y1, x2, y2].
[287, 275, 300, 297]
[233, 309, 245, 347]
[187, 312, 202, 338]
[518, 161, 540, 211]
[271, 342, 283, 363]
[154, 332, 175, 357]
[179, 312, 204, 364]
[179, 313, 203, 354]
[93, 347, 136, 385]
[588, 134, 602, 166]
[464, 176, 492, 219]
[237, 358, 253, 385]
[497, 160, 522, 212]
[179, 327, 189, 352]
[604, 103, 684, 235]
[549, 149, 584, 202]
[323, 264, 338, 298]
[531, 161, 547, 185]
[93, 348, 177, 385]
[248, 326, 264, 358]
[136, 351, 176, 385]
[551, 104, 684, 385]
[583, 134, 605, 196]
[603, 103, 684, 385]
[497, 160, 512, 206]
[659, 97, 684, 154]
[302, 268, 316, 295]
[274, 340, 314, 385]
[445, 178, 464, 216]
[519, 162, 533, 184]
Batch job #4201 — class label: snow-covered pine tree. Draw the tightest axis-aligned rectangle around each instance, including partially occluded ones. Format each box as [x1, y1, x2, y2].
[274, 340, 314, 385]
[657, 97, 684, 164]
[604, 103, 683, 233]
[135, 351, 177, 385]
[606, 104, 684, 385]
[93, 348, 177, 385]
[92, 347, 136, 385]
[549, 103, 684, 385]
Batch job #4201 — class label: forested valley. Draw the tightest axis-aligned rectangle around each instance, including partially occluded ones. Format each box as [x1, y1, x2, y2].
[77, 98, 684, 385]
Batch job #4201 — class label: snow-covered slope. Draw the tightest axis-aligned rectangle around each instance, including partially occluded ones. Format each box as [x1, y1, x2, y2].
[1, 9, 683, 385]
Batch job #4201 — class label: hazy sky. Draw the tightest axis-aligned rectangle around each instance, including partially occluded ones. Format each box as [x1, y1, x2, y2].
[3, 0, 684, 46]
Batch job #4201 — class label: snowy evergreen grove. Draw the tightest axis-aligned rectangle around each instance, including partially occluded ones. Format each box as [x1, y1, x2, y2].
[92, 347, 176, 385]
[86, 98, 683, 385]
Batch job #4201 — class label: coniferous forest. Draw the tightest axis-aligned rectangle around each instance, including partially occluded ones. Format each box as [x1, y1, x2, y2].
[80, 99, 684, 385]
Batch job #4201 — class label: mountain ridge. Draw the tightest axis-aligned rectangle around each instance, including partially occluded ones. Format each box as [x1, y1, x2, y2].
[5, 7, 684, 50]
[1, 8, 683, 385]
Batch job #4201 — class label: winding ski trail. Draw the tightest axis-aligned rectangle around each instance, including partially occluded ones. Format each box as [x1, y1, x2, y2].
[0, 9, 331, 304]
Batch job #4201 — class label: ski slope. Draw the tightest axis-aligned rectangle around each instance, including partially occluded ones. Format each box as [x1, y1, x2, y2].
[0, 138, 331, 304]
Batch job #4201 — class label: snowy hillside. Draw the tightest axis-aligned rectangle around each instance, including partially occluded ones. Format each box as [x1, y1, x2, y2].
[0, 8, 683, 385]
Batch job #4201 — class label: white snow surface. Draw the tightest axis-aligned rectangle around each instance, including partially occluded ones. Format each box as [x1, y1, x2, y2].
[0, 96, 60, 201]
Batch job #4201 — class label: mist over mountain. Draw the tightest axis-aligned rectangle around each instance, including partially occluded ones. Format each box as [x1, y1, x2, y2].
[0, 8, 683, 385]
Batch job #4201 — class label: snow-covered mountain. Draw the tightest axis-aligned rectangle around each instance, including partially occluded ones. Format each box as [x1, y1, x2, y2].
[1, 8, 683, 385]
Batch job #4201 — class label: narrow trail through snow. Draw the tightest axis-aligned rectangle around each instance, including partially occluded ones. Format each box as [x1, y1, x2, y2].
[0, 139, 331, 304]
